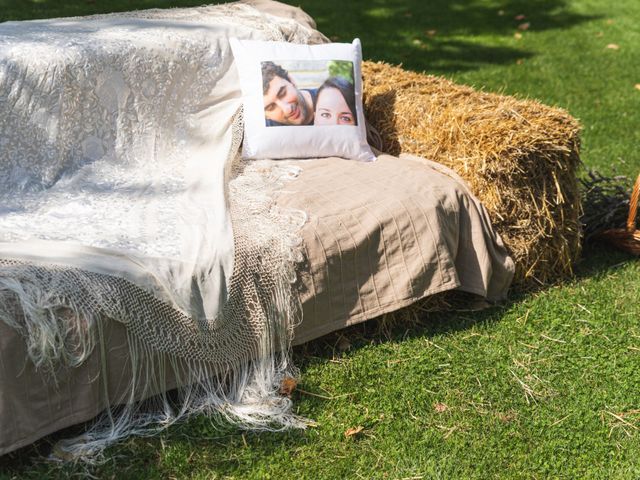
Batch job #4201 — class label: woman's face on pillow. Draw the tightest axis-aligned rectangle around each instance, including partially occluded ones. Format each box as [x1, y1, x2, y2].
[314, 87, 356, 126]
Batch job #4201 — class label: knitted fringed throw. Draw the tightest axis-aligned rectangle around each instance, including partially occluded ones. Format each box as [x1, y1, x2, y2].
[0, 2, 321, 461]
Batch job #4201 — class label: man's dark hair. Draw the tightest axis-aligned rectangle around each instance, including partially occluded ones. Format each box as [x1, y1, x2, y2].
[315, 76, 358, 126]
[261, 61, 291, 94]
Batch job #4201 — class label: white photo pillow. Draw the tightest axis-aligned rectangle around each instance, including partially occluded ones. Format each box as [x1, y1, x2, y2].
[229, 38, 376, 162]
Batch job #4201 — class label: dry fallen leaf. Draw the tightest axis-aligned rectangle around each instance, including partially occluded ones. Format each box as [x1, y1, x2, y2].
[514, 32, 523, 40]
[514, 14, 526, 21]
[606, 43, 620, 50]
[518, 22, 530, 31]
[516, 59, 524, 65]
[434, 402, 448, 413]
[634, 84, 640, 91]
[344, 426, 364, 438]
[497, 411, 518, 423]
[606, 19, 615, 25]
[279, 376, 297, 397]
[426, 29, 437, 37]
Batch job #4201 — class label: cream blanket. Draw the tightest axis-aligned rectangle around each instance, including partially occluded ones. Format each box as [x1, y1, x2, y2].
[0, 1, 323, 460]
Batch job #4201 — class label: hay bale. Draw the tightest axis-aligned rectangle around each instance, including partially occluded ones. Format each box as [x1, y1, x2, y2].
[362, 61, 582, 288]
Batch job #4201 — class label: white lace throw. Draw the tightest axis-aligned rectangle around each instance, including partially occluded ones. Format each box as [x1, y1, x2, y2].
[0, 2, 320, 460]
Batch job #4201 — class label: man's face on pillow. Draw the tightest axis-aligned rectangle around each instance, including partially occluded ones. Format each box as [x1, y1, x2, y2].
[263, 75, 312, 126]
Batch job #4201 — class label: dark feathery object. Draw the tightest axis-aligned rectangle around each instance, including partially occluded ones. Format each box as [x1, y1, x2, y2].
[580, 171, 633, 240]
[581, 171, 640, 254]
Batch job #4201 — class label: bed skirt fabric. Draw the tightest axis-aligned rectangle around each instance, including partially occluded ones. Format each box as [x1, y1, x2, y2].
[284, 154, 513, 345]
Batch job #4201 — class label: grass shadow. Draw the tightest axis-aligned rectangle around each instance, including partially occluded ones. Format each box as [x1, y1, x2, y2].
[573, 241, 637, 281]
[296, 0, 599, 74]
[0, 395, 312, 478]
[294, 292, 510, 373]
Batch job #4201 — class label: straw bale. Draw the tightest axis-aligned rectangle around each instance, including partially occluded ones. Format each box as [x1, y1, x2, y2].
[362, 61, 582, 288]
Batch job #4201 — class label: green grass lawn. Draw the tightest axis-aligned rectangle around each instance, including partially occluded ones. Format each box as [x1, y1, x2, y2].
[1, 0, 639, 478]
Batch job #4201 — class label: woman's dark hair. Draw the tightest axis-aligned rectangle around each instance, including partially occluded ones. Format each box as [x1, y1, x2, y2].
[315, 76, 358, 125]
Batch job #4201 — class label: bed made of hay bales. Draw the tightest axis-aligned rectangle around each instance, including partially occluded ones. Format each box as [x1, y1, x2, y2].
[0, 59, 581, 456]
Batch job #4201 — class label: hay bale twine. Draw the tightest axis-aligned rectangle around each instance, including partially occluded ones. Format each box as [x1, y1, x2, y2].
[362, 61, 582, 288]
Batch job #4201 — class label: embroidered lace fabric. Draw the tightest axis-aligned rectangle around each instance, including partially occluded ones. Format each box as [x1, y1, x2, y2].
[0, 1, 320, 460]
[0, 2, 310, 259]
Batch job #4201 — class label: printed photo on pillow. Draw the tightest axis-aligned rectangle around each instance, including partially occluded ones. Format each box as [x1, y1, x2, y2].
[261, 60, 357, 127]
